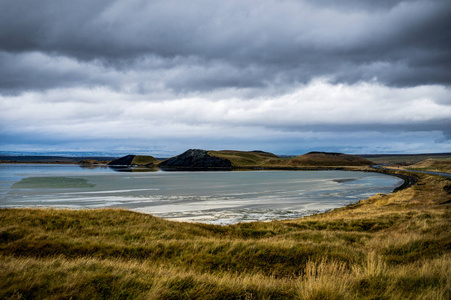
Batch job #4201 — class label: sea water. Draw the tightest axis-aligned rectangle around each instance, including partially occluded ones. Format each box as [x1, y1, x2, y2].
[0, 164, 403, 225]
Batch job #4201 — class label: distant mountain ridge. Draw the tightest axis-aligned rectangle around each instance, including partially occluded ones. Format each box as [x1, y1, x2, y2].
[0, 155, 116, 164]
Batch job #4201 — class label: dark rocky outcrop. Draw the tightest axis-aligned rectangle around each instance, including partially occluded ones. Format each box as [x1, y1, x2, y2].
[306, 151, 343, 156]
[108, 155, 136, 166]
[108, 155, 159, 167]
[159, 149, 233, 170]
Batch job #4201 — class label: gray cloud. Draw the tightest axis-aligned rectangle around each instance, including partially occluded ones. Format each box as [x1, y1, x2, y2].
[1, 0, 450, 95]
[1, 79, 449, 139]
[1, 0, 450, 155]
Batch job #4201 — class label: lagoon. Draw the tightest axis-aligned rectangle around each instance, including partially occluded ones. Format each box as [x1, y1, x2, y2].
[0, 164, 403, 224]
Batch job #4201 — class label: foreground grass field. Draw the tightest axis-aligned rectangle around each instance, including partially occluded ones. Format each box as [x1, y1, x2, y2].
[1, 170, 450, 299]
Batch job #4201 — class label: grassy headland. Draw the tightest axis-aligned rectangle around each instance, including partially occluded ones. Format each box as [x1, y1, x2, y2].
[160, 149, 373, 170]
[1, 168, 450, 299]
[209, 150, 373, 169]
[208, 150, 280, 168]
[210, 150, 373, 169]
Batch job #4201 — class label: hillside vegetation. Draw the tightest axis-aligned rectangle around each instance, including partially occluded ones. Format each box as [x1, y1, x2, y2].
[1, 170, 450, 299]
[290, 152, 373, 167]
[210, 151, 373, 169]
[364, 153, 451, 165]
[160, 149, 373, 170]
[407, 158, 451, 173]
[208, 150, 280, 168]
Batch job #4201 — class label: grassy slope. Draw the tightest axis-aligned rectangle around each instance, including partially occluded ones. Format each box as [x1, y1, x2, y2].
[291, 152, 372, 167]
[406, 158, 451, 173]
[366, 154, 451, 165]
[208, 150, 280, 168]
[131, 155, 160, 166]
[1, 171, 450, 299]
[209, 150, 372, 169]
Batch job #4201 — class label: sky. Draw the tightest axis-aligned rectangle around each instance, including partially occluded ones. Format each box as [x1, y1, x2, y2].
[0, 0, 450, 156]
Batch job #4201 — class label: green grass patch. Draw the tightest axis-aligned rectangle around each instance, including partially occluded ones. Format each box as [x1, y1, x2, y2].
[12, 177, 95, 189]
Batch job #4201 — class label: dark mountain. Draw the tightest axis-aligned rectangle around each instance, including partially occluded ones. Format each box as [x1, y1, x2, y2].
[159, 149, 233, 170]
[108, 155, 159, 167]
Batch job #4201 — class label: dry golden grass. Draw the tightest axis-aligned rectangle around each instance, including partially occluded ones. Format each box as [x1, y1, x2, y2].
[366, 154, 451, 165]
[208, 150, 280, 168]
[207, 150, 373, 169]
[131, 155, 160, 166]
[1, 170, 450, 299]
[406, 158, 451, 173]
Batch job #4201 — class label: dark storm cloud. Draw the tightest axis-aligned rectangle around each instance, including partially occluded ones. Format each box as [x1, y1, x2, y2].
[1, 0, 450, 155]
[0, 51, 117, 94]
[1, 0, 450, 95]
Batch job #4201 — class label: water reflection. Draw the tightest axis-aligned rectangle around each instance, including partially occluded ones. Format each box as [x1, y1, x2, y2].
[78, 164, 109, 170]
[108, 166, 158, 172]
[77, 164, 158, 172]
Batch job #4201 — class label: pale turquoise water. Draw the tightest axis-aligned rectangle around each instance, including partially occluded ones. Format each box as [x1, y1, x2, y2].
[0, 164, 403, 224]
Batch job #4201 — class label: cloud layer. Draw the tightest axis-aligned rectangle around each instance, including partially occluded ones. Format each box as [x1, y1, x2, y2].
[0, 0, 450, 155]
